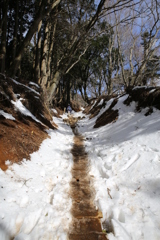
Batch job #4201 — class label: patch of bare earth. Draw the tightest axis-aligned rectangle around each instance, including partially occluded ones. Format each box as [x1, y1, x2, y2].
[0, 117, 49, 171]
[83, 95, 116, 119]
[94, 99, 118, 128]
[0, 75, 57, 171]
[68, 117, 107, 240]
[125, 86, 160, 115]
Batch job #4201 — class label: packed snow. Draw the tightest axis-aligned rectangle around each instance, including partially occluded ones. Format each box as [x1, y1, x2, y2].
[11, 98, 41, 124]
[10, 78, 40, 95]
[97, 99, 104, 106]
[0, 117, 73, 239]
[29, 82, 40, 88]
[0, 110, 15, 120]
[1, 93, 160, 239]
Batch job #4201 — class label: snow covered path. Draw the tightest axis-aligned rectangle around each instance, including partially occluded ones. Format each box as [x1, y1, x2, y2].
[0, 118, 73, 240]
[1, 95, 160, 240]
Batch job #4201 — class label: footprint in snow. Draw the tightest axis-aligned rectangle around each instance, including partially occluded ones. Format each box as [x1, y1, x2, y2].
[107, 154, 116, 162]
[109, 146, 119, 153]
[118, 209, 125, 223]
[150, 148, 159, 153]
[40, 170, 45, 177]
[121, 154, 139, 172]
[104, 162, 112, 170]
[20, 196, 29, 208]
[154, 155, 160, 162]
[20, 209, 42, 234]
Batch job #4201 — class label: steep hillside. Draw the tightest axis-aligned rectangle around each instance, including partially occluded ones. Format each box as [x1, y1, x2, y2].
[0, 74, 58, 170]
[84, 86, 160, 128]
[78, 88, 160, 240]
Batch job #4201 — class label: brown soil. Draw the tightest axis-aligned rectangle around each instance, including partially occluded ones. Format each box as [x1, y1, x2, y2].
[84, 86, 160, 130]
[125, 86, 160, 113]
[0, 117, 50, 171]
[83, 95, 117, 119]
[94, 99, 118, 128]
[0, 75, 58, 171]
[68, 116, 108, 240]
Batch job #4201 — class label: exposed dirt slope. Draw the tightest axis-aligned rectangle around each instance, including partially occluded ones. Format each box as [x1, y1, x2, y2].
[125, 86, 160, 115]
[83, 95, 115, 118]
[0, 74, 58, 170]
[84, 86, 160, 129]
[94, 99, 118, 128]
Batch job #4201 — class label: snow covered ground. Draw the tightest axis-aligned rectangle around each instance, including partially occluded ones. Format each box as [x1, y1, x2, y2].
[78, 95, 160, 240]
[0, 116, 73, 240]
[1, 93, 160, 240]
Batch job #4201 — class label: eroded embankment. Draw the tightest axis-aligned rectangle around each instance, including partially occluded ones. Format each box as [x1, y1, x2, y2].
[68, 117, 107, 240]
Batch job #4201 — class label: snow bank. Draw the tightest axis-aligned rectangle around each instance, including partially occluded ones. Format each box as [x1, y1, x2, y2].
[0, 117, 73, 240]
[78, 95, 160, 240]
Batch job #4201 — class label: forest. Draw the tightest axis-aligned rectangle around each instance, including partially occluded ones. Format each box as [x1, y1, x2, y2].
[0, 1, 160, 239]
[0, 0, 160, 107]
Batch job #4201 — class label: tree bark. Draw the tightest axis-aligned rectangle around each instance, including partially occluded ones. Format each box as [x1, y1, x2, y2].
[12, 0, 19, 63]
[129, 45, 134, 85]
[33, 33, 37, 76]
[67, 77, 71, 104]
[108, 36, 113, 95]
[35, 20, 42, 83]
[46, 17, 57, 83]
[47, 70, 61, 103]
[40, 21, 50, 88]
[115, 12, 127, 86]
[0, 0, 9, 73]
[83, 80, 89, 103]
[0, 3, 2, 36]
[98, 77, 102, 96]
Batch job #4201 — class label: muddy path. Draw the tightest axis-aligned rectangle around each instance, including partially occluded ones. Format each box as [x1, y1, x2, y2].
[68, 117, 107, 240]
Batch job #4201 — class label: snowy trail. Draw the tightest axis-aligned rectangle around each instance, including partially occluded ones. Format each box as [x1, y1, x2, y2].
[0, 117, 73, 240]
[1, 96, 160, 240]
[68, 117, 107, 240]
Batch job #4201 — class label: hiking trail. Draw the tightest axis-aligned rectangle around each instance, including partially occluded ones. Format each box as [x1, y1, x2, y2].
[67, 116, 107, 240]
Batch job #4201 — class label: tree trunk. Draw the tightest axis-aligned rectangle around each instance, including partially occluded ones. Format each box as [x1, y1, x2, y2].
[67, 78, 70, 104]
[35, 20, 42, 83]
[114, 11, 127, 86]
[129, 46, 134, 85]
[98, 78, 102, 96]
[79, 87, 85, 102]
[83, 81, 89, 103]
[10, 0, 61, 76]
[11, 15, 44, 76]
[33, 33, 37, 76]
[0, 0, 8, 73]
[40, 21, 50, 88]
[46, 17, 57, 83]
[12, 0, 19, 63]
[108, 37, 113, 95]
[0, 3, 2, 36]
[47, 70, 61, 103]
